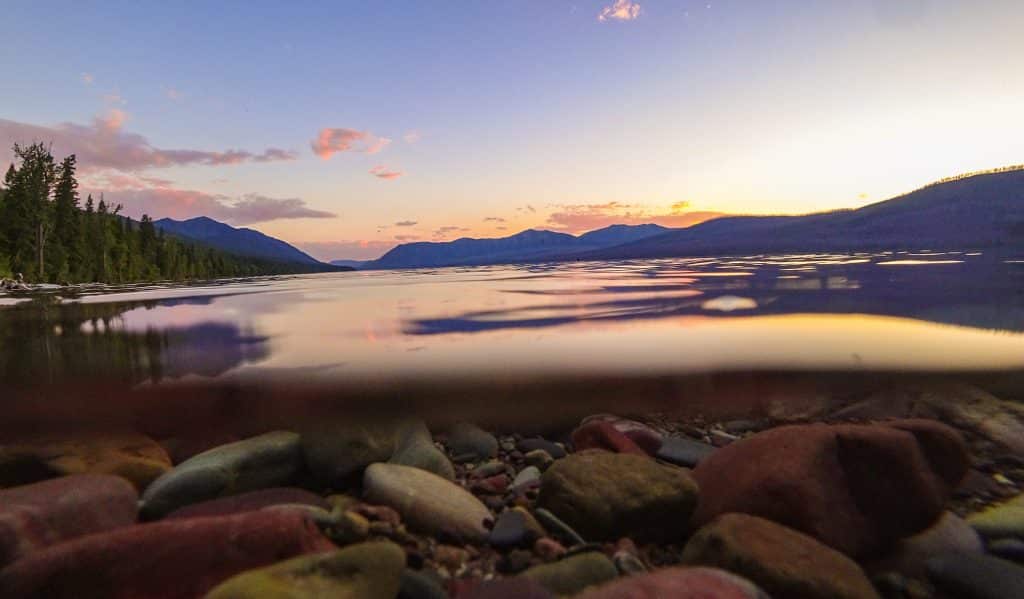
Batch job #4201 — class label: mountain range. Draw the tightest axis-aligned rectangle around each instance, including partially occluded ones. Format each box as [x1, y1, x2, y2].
[154, 217, 334, 267]
[353, 167, 1024, 269]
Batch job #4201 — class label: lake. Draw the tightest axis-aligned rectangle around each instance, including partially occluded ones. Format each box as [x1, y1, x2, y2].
[3, 251, 1024, 435]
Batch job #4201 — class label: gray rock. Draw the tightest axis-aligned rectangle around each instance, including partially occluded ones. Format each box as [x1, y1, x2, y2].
[471, 460, 508, 479]
[873, 511, 983, 578]
[655, 436, 716, 467]
[140, 431, 301, 519]
[512, 466, 542, 489]
[612, 550, 647, 575]
[489, 508, 545, 549]
[987, 538, 1024, 563]
[518, 438, 566, 458]
[927, 551, 1024, 599]
[445, 422, 498, 463]
[390, 420, 455, 480]
[519, 551, 617, 596]
[534, 508, 586, 546]
[301, 420, 398, 486]
[398, 568, 447, 599]
[524, 449, 555, 470]
[363, 463, 491, 543]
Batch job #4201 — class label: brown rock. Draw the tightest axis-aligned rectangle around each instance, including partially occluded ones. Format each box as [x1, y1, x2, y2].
[164, 487, 328, 519]
[571, 421, 648, 456]
[682, 513, 880, 599]
[0, 509, 336, 599]
[576, 566, 768, 599]
[0, 474, 138, 568]
[692, 420, 968, 556]
[537, 451, 699, 543]
[0, 433, 171, 491]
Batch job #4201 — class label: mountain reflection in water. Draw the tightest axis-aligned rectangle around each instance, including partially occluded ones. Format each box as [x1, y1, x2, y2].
[1, 252, 1023, 392]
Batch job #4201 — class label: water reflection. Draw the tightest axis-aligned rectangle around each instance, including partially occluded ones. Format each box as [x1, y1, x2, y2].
[1, 253, 1023, 392]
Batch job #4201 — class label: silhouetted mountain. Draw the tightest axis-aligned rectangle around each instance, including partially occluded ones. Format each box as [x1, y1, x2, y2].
[155, 217, 326, 266]
[579, 167, 1024, 259]
[365, 225, 671, 269]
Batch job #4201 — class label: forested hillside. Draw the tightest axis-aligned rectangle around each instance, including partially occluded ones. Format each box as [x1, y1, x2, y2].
[0, 143, 330, 284]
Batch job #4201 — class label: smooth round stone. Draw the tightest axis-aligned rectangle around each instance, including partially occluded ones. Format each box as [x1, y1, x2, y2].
[0, 510, 336, 599]
[0, 474, 138, 568]
[524, 450, 554, 470]
[456, 578, 554, 599]
[398, 568, 448, 599]
[537, 450, 698, 542]
[871, 511, 983, 578]
[987, 538, 1024, 563]
[571, 421, 647, 455]
[517, 438, 566, 459]
[655, 436, 716, 468]
[140, 431, 303, 519]
[534, 508, 586, 546]
[389, 420, 455, 480]
[683, 513, 880, 599]
[927, 551, 1024, 599]
[363, 463, 491, 543]
[612, 550, 647, 575]
[0, 433, 172, 491]
[968, 493, 1024, 541]
[165, 487, 328, 520]
[471, 460, 508, 479]
[519, 550, 618, 596]
[489, 508, 545, 548]
[206, 541, 406, 599]
[512, 466, 542, 489]
[576, 566, 769, 599]
[445, 422, 498, 463]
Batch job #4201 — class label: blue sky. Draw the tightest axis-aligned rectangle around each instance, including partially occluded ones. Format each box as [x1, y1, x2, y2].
[2, 1, 1022, 259]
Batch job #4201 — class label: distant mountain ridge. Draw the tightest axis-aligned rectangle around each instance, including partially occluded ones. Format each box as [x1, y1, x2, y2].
[364, 224, 672, 269]
[155, 217, 327, 266]
[577, 167, 1024, 260]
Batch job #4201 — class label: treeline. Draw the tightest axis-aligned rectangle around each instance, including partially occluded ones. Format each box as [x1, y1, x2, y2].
[0, 143, 324, 284]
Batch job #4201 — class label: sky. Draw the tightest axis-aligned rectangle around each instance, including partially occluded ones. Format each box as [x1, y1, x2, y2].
[1, 0, 1022, 260]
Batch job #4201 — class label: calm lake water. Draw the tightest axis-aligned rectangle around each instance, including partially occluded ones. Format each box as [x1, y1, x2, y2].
[3, 252, 1024, 434]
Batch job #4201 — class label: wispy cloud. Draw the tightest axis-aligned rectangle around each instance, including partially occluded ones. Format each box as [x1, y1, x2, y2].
[394, 234, 419, 242]
[598, 0, 641, 22]
[81, 73, 94, 85]
[0, 112, 297, 172]
[394, 220, 418, 227]
[546, 201, 725, 233]
[165, 87, 184, 101]
[403, 130, 421, 144]
[483, 216, 506, 222]
[433, 225, 471, 238]
[369, 165, 403, 180]
[311, 128, 391, 159]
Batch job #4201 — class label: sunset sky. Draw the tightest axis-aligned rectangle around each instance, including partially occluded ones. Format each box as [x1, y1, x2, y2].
[2, 1, 1022, 260]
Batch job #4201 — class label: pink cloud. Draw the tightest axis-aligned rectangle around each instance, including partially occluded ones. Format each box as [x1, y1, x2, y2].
[403, 130, 421, 144]
[394, 234, 419, 242]
[369, 165, 403, 180]
[598, 0, 641, 21]
[311, 128, 391, 159]
[80, 173, 334, 225]
[545, 201, 726, 233]
[81, 73, 94, 85]
[0, 112, 297, 172]
[296, 240, 396, 261]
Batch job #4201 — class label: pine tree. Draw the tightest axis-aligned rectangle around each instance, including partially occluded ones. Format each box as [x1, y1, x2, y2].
[51, 155, 81, 281]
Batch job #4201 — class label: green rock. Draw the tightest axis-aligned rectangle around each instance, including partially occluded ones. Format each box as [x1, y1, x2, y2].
[536, 450, 698, 542]
[519, 551, 618, 596]
[390, 420, 455, 480]
[301, 419, 453, 487]
[204, 541, 405, 599]
[968, 494, 1024, 541]
[140, 431, 302, 519]
[682, 513, 880, 599]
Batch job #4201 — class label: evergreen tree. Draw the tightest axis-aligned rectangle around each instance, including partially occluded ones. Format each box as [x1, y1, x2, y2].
[51, 155, 81, 281]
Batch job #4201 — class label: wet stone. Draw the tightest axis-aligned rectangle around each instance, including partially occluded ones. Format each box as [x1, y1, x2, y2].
[519, 550, 618, 596]
[512, 465, 542, 489]
[489, 507, 545, 548]
[524, 449, 554, 470]
[517, 438, 567, 459]
[398, 568, 448, 599]
[987, 538, 1024, 563]
[926, 551, 1024, 599]
[445, 422, 498, 463]
[656, 436, 716, 468]
[534, 507, 586, 546]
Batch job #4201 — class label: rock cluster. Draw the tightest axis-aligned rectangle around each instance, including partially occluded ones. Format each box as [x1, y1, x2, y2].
[0, 403, 1021, 598]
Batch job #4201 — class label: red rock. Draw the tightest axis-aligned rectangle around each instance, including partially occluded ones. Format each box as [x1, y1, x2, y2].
[580, 415, 664, 455]
[471, 474, 510, 495]
[0, 474, 138, 568]
[533, 537, 567, 561]
[692, 419, 969, 556]
[576, 566, 768, 599]
[571, 422, 648, 456]
[0, 510, 336, 599]
[164, 487, 328, 519]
